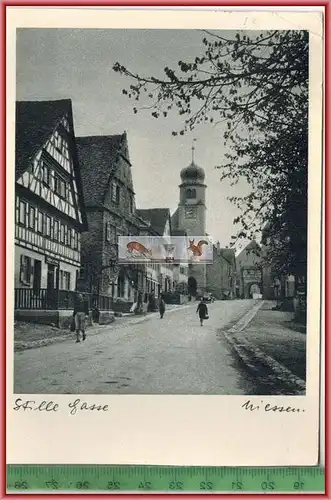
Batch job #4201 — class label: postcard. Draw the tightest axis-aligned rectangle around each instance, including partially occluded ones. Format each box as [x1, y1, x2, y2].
[6, 7, 323, 466]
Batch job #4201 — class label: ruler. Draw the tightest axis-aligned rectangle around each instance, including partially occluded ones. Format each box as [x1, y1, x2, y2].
[7, 466, 325, 493]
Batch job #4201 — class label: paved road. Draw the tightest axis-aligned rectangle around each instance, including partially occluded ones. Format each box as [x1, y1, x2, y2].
[14, 300, 262, 395]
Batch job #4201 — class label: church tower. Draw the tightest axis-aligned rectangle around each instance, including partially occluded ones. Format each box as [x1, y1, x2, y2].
[177, 159, 206, 236]
[173, 146, 207, 297]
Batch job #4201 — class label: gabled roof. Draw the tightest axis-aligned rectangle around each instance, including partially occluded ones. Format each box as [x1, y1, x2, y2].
[136, 208, 171, 236]
[16, 99, 72, 180]
[76, 134, 124, 205]
[236, 240, 261, 260]
[15, 99, 88, 230]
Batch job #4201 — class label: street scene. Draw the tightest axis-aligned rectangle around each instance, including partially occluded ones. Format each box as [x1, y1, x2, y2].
[14, 29, 308, 395]
[14, 299, 305, 395]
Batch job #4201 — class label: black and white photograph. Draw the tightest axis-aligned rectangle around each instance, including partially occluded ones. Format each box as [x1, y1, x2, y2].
[14, 25, 311, 397]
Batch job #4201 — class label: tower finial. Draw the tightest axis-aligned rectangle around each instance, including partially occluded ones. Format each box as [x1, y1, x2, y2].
[191, 138, 197, 163]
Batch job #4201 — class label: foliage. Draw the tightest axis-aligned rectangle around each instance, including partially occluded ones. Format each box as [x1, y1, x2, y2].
[113, 30, 308, 278]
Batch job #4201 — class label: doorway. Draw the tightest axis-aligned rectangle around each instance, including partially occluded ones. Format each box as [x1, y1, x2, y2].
[188, 276, 197, 296]
[47, 264, 58, 308]
[33, 260, 42, 293]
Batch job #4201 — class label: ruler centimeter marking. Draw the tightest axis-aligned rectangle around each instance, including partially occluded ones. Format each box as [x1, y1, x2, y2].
[7, 466, 325, 493]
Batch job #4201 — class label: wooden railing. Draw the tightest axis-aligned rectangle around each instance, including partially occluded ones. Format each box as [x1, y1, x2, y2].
[15, 288, 113, 311]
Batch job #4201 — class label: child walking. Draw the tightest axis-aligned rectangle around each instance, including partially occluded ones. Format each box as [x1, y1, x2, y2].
[196, 298, 208, 326]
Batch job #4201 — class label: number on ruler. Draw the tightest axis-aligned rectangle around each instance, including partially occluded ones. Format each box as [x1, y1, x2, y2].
[107, 481, 120, 490]
[294, 481, 304, 490]
[14, 481, 28, 489]
[76, 481, 89, 489]
[261, 481, 275, 491]
[45, 479, 59, 489]
[200, 481, 213, 490]
[138, 481, 152, 490]
[169, 481, 183, 490]
[232, 481, 243, 490]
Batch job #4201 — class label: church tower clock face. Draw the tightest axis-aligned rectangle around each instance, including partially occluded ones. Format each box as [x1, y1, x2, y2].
[185, 206, 197, 219]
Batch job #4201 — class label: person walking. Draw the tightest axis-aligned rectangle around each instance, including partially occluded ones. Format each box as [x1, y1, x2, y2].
[196, 297, 208, 326]
[159, 294, 166, 319]
[73, 293, 89, 343]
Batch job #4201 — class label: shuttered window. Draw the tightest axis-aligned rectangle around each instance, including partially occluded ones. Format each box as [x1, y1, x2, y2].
[19, 201, 26, 225]
[20, 255, 32, 284]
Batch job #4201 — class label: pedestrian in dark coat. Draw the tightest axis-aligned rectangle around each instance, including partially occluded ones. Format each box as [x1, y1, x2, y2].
[196, 298, 208, 326]
[73, 293, 89, 343]
[159, 295, 166, 319]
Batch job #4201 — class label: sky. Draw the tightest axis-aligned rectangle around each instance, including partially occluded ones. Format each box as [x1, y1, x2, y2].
[16, 28, 250, 249]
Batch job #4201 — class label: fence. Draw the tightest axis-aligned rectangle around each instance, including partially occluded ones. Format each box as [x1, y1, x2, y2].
[15, 288, 113, 311]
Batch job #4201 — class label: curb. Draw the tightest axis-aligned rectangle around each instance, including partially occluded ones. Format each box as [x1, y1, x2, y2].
[223, 330, 306, 395]
[222, 301, 306, 395]
[228, 299, 265, 333]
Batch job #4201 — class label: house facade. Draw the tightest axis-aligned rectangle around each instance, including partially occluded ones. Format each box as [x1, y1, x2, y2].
[235, 241, 263, 299]
[136, 208, 188, 299]
[76, 132, 150, 309]
[206, 244, 236, 300]
[15, 99, 88, 321]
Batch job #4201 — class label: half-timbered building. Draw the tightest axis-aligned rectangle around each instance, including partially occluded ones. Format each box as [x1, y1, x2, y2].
[15, 99, 88, 317]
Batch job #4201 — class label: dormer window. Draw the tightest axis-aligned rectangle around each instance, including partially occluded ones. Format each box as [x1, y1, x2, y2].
[186, 188, 196, 199]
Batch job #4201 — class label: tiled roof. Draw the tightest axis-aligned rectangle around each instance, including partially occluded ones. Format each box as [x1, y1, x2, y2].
[76, 134, 124, 204]
[136, 208, 171, 236]
[15, 99, 72, 180]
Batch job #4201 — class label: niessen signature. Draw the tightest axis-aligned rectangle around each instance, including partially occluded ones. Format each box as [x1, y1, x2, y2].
[242, 400, 305, 413]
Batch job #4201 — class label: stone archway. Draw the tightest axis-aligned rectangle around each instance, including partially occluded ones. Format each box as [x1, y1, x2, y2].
[188, 276, 197, 296]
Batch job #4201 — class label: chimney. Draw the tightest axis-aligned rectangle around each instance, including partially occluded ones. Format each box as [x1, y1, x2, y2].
[216, 241, 221, 252]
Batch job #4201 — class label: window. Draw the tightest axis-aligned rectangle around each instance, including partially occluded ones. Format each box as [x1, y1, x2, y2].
[45, 216, 52, 237]
[53, 220, 59, 241]
[116, 186, 120, 204]
[60, 224, 65, 243]
[186, 188, 196, 199]
[59, 270, 71, 290]
[105, 222, 111, 242]
[28, 206, 36, 230]
[40, 163, 50, 186]
[72, 230, 78, 250]
[37, 211, 43, 233]
[54, 175, 67, 198]
[19, 201, 26, 225]
[111, 181, 117, 202]
[20, 255, 32, 284]
[64, 225, 68, 246]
